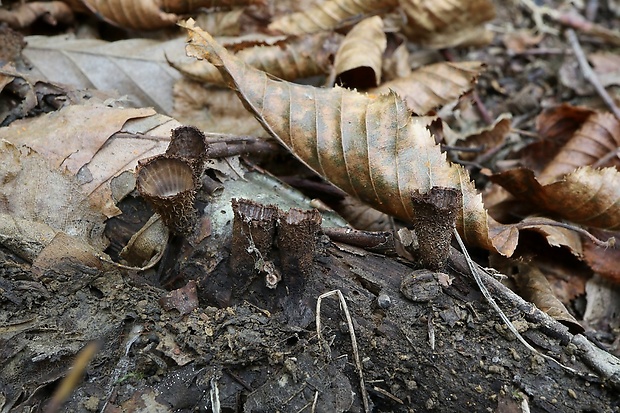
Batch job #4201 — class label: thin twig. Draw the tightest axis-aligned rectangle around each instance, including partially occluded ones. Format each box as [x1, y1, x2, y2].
[453, 228, 578, 374]
[516, 218, 615, 248]
[316, 290, 370, 413]
[520, 0, 620, 46]
[519, 0, 560, 34]
[566, 29, 620, 121]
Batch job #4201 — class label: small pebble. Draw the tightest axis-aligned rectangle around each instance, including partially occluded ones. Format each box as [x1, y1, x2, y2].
[377, 293, 392, 309]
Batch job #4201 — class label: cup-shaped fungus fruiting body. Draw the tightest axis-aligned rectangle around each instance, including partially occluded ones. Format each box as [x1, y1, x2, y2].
[166, 126, 208, 174]
[136, 156, 200, 236]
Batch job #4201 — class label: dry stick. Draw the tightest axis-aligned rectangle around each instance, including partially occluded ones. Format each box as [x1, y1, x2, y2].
[452, 228, 578, 374]
[520, 0, 620, 46]
[515, 218, 615, 248]
[316, 290, 370, 413]
[519, 0, 559, 34]
[566, 29, 620, 121]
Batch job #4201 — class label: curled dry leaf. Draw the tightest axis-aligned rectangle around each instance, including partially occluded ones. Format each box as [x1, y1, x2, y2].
[80, 0, 262, 30]
[194, 8, 245, 37]
[491, 167, 620, 230]
[502, 29, 544, 54]
[171, 32, 342, 86]
[518, 217, 583, 255]
[452, 114, 511, 161]
[583, 229, 620, 283]
[370, 61, 485, 115]
[382, 41, 411, 81]
[514, 263, 583, 333]
[182, 20, 518, 256]
[539, 112, 620, 184]
[399, 0, 495, 48]
[0, 1, 74, 29]
[519, 104, 594, 173]
[80, 0, 177, 30]
[268, 0, 397, 35]
[334, 16, 386, 89]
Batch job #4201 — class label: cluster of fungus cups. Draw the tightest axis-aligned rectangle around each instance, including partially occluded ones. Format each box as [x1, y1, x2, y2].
[136, 126, 207, 236]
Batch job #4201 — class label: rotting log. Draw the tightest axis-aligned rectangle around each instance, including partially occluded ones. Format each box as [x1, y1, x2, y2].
[3, 201, 620, 412]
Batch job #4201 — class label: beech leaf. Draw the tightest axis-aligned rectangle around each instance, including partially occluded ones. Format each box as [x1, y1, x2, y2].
[399, 0, 495, 48]
[514, 263, 583, 333]
[79, 0, 262, 31]
[370, 61, 485, 115]
[539, 111, 620, 183]
[23, 35, 187, 114]
[171, 32, 342, 86]
[181, 20, 517, 256]
[491, 167, 620, 230]
[268, 0, 397, 35]
[333, 16, 386, 89]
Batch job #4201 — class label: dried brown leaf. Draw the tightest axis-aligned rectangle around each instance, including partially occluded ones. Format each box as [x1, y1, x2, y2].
[517, 216, 582, 256]
[491, 167, 620, 230]
[80, 0, 262, 30]
[268, 0, 397, 35]
[334, 195, 395, 232]
[590, 52, 620, 87]
[23, 35, 188, 114]
[399, 0, 495, 48]
[2, 105, 154, 174]
[453, 114, 511, 161]
[334, 16, 386, 89]
[182, 20, 517, 256]
[0, 1, 74, 29]
[80, 0, 177, 30]
[172, 79, 264, 135]
[382, 41, 411, 81]
[539, 112, 620, 183]
[171, 32, 342, 86]
[502, 29, 544, 54]
[370, 61, 485, 115]
[0, 140, 106, 259]
[0, 104, 177, 217]
[514, 263, 583, 333]
[194, 8, 245, 36]
[582, 229, 620, 283]
[519, 104, 594, 173]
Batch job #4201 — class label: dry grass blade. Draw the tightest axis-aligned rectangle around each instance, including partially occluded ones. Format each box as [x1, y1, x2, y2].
[182, 19, 518, 256]
[316, 290, 369, 413]
[268, 0, 397, 35]
[453, 229, 578, 374]
[370, 61, 485, 115]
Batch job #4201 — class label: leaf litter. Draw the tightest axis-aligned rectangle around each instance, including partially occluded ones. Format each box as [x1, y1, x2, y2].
[2, 1, 620, 411]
